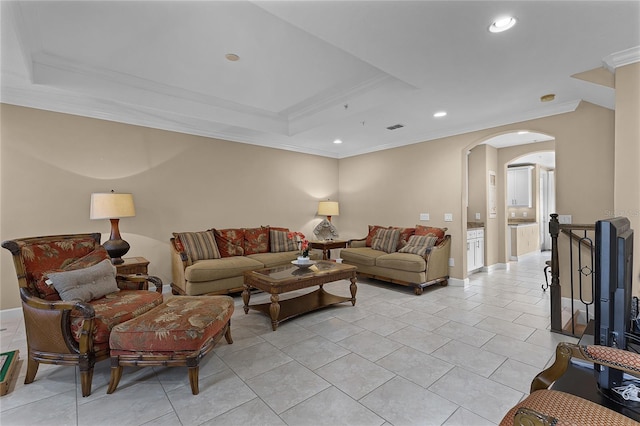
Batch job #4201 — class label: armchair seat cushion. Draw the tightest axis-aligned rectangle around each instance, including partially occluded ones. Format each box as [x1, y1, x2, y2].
[500, 389, 637, 426]
[184, 257, 263, 283]
[340, 247, 385, 266]
[376, 252, 427, 273]
[70, 290, 164, 347]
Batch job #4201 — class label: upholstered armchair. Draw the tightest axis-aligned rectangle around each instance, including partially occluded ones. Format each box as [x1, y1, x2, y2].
[501, 342, 640, 425]
[2, 233, 164, 397]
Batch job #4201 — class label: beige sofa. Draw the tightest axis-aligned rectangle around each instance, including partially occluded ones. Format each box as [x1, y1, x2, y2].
[170, 227, 319, 296]
[340, 225, 451, 295]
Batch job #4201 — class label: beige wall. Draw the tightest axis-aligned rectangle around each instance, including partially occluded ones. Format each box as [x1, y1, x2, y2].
[0, 105, 338, 310]
[0, 97, 628, 309]
[614, 62, 640, 296]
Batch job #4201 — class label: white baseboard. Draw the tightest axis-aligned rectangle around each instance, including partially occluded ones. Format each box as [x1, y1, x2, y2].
[483, 263, 509, 273]
[0, 307, 23, 322]
[448, 277, 467, 287]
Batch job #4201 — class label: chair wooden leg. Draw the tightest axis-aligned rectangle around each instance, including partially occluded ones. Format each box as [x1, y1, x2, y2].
[80, 367, 94, 397]
[107, 365, 123, 394]
[188, 366, 199, 395]
[224, 323, 233, 344]
[24, 357, 39, 384]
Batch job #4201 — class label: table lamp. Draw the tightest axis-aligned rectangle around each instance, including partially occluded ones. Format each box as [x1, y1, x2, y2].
[314, 200, 340, 240]
[90, 191, 136, 264]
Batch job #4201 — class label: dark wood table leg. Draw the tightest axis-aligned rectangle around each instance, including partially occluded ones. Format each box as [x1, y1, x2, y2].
[242, 284, 251, 314]
[269, 294, 280, 331]
[350, 276, 357, 305]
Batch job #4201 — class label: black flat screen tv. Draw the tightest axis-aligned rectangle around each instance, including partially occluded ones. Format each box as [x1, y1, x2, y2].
[594, 216, 634, 393]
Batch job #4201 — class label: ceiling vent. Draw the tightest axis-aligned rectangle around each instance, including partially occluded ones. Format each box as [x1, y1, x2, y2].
[386, 124, 404, 130]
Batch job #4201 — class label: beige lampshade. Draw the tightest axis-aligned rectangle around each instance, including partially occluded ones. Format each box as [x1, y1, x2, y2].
[90, 193, 136, 219]
[318, 201, 339, 217]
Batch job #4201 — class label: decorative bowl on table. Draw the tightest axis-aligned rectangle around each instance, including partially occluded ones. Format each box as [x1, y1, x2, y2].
[291, 259, 317, 269]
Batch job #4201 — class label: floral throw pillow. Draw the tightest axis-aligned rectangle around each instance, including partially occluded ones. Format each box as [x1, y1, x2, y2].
[214, 228, 245, 257]
[244, 227, 270, 255]
[415, 226, 447, 244]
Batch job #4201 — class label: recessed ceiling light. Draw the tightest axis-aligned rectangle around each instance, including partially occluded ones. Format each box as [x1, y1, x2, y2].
[225, 53, 240, 62]
[540, 93, 556, 102]
[517, 131, 529, 135]
[489, 16, 516, 33]
[333, 139, 343, 144]
[433, 111, 447, 118]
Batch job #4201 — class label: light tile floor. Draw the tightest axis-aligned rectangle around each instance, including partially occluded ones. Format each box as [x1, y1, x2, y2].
[0, 252, 578, 425]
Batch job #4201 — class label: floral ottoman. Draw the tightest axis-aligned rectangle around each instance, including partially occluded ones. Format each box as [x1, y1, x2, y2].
[107, 295, 234, 395]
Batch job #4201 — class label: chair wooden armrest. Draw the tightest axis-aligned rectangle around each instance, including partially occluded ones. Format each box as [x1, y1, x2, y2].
[531, 342, 640, 393]
[116, 274, 163, 293]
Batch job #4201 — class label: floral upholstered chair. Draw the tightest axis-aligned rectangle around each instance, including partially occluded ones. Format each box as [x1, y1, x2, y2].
[1, 233, 164, 397]
[500, 342, 640, 425]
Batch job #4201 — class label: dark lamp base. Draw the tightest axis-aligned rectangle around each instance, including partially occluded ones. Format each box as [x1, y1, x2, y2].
[103, 239, 130, 265]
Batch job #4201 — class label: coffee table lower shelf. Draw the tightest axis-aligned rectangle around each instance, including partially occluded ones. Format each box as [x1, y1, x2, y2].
[244, 287, 355, 330]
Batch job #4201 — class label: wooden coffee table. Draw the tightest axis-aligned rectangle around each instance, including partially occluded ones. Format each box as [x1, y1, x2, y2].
[243, 261, 357, 330]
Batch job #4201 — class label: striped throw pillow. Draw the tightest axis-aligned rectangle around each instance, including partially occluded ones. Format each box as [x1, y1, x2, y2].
[398, 235, 438, 256]
[173, 230, 220, 261]
[270, 229, 297, 252]
[371, 228, 400, 253]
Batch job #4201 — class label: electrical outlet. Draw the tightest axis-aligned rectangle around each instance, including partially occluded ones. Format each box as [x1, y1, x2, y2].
[419, 213, 430, 221]
[523, 212, 528, 217]
[511, 212, 516, 218]
[444, 213, 453, 222]
[475, 213, 481, 220]
[448, 258, 454, 267]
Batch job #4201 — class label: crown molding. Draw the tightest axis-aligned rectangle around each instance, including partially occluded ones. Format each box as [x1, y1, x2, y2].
[603, 46, 640, 72]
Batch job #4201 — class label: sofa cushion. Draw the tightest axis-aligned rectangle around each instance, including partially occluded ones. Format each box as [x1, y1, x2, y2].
[22, 236, 101, 301]
[214, 228, 245, 257]
[173, 230, 220, 261]
[372, 228, 400, 253]
[247, 251, 298, 268]
[398, 235, 438, 256]
[376, 252, 427, 273]
[393, 227, 416, 250]
[270, 229, 297, 252]
[46, 259, 119, 302]
[415, 225, 447, 244]
[340, 247, 386, 266]
[244, 227, 270, 255]
[365, 225, 387, 247]
[110, 296, 234, 353]
[185, 256, 263, 282]
[70, 289, 164, 348]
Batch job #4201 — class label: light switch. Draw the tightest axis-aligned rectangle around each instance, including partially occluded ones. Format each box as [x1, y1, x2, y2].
[448, 258, 454, 267]
[511, 212, 516, 218]
[558, 214, 572, 224]
[523, 212, 528, 217]
[475, 213, 481, 220]
[419, 213, 430, 221]
[444, 213, 453, 222]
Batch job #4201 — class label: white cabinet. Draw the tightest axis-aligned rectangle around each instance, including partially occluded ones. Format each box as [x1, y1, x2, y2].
[467, 228, 484, 272]
[507, 166, 533, 207]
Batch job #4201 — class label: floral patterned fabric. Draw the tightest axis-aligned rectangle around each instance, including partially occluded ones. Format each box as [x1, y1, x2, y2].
[214, 228, 245, 257]
[109, 296, 234, 353]
[415, 225, 447, 245]
[392, 227, 416, 250]
[16, 236, 103, 300]
[244, 227, 269, 255]
[70, 290, 164, 347]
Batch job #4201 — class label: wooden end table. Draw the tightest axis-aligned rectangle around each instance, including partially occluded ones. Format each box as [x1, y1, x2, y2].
[115, 256, 149, 275]
[309, 240, 348, 260]
[243, 261, 357, 330]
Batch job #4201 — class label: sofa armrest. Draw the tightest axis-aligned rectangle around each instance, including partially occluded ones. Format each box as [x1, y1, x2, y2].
[425, 235, 451, 282]
[347, 237, 367, 248]
[170, 237, 188, 293]
[116, 274, 163, 293]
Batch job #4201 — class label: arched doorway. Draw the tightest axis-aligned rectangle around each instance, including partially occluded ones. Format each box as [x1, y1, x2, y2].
[465, 131, 555, 275]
